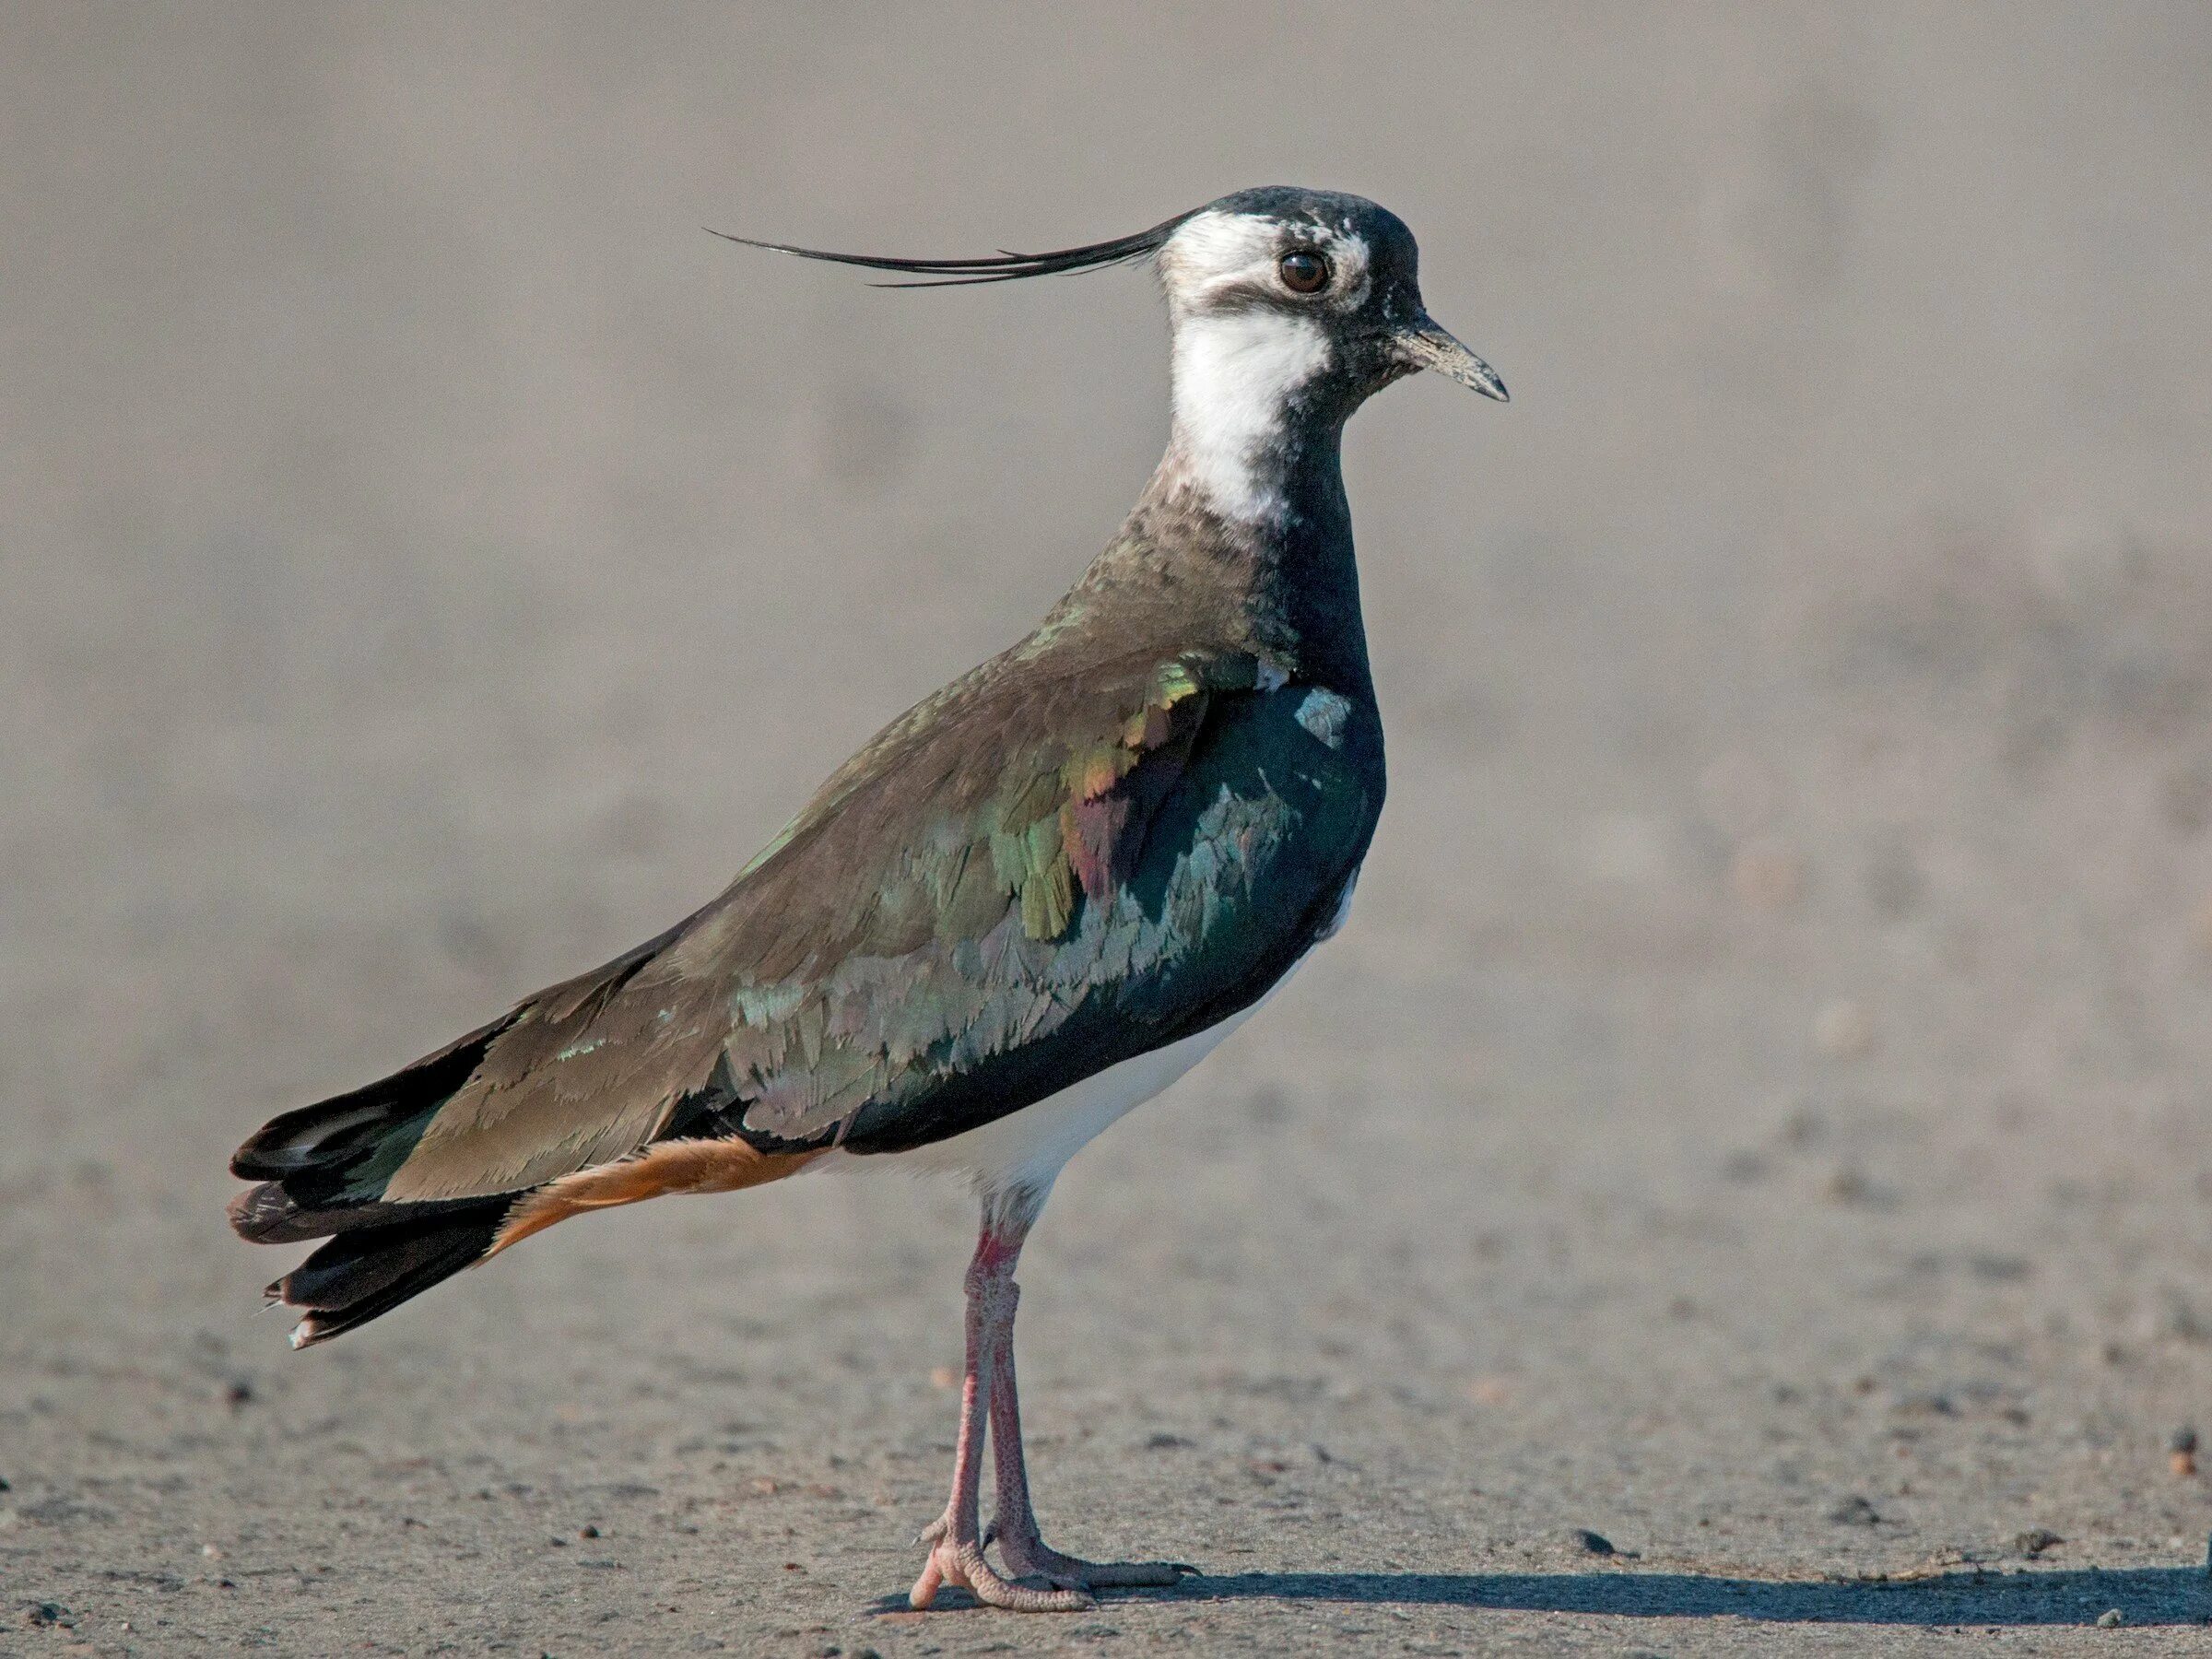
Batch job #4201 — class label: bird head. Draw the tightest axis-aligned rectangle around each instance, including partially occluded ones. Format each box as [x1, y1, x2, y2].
[718, 184, 1501, 401]
[1153, 186, 1505, 412]
[1147, 188, 1504, 520]
[715, 186, 1503, 523]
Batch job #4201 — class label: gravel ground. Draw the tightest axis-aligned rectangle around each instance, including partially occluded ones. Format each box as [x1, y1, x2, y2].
[6, 6, 2212, 1653]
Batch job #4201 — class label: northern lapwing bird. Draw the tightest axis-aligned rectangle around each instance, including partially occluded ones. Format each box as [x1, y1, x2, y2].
[229, 185, 1506, 1613]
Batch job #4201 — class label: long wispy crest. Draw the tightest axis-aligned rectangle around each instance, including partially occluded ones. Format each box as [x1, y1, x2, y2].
[706, 210, 1197, 288]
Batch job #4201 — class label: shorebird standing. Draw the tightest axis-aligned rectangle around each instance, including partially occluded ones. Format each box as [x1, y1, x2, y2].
[229, 186, 1506, 1612]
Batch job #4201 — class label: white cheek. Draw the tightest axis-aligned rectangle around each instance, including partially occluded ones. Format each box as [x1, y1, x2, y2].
[1170, 310, 1330, 523]
[1159, 211, 1276, 300]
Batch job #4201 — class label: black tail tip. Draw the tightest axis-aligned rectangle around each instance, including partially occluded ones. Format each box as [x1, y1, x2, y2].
[260, 1206, 510, 1348]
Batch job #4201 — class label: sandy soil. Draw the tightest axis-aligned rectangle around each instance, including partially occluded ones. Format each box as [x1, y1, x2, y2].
[6, 6, 2212, 1653]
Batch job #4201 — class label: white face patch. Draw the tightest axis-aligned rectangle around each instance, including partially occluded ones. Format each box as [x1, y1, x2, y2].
[1169, 307, 1330, 524]
[1155, 210, 1372, 524]
[1158, 209, 1373, 313]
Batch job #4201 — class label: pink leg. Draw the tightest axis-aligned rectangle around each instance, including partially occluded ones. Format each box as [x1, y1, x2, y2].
[909, 1206, 1089, 1612]
[982, 1232, 1194, 1593]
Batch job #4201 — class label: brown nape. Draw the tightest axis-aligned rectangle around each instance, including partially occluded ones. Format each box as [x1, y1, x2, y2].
[486, 1139, 824, 1257]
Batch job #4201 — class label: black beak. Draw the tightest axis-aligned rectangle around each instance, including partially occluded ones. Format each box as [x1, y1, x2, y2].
[1394, 314, 1509, 402]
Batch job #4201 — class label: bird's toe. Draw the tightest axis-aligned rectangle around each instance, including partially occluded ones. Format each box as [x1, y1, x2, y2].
[912, 1535, 1094, 1614]
[994, 1533, 1196, 1592]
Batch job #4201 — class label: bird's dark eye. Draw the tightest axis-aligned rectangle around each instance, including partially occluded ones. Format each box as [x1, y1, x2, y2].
[1277, 249, 1330, 294]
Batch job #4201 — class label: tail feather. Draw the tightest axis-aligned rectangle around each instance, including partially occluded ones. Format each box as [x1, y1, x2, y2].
[229, 1021, 529, 1344]
[277, 1207, 512, 1347]
[229, 1023, 506, 1183]
[230, 1010, 814, 1346]
[229, 1180, 495, 1245]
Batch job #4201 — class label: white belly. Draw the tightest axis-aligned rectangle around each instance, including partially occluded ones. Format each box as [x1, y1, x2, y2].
[907, 989, 1277, 1194]
[815, 966, 1285, 1199]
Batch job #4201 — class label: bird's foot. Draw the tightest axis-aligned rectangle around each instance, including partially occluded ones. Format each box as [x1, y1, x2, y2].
[909, 1528, 1094, 1613]
[993, 1525, 1196, 1591]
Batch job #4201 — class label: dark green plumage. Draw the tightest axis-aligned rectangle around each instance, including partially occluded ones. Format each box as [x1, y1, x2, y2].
[239, 572, 1380, 1164]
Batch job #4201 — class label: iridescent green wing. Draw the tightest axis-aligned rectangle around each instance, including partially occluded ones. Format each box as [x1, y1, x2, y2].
[264, 647, 1379, 1200]
[714, 653, 1382, 1155]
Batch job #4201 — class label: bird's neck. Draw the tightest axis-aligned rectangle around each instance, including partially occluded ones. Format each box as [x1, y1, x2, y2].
[1124, 310, 1367, 690]
[1066, 402, 1371, 697]
[1041, 311, 1376, 692]
[1161, 310, 1337, 529]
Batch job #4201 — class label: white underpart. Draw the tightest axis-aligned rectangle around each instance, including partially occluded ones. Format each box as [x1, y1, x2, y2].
[818, 861, 1360, 1200]
[898, 982, 1282, 1196]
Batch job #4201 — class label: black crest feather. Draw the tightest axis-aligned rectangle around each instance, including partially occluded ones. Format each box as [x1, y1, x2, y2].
[707, 210, 1196, 288]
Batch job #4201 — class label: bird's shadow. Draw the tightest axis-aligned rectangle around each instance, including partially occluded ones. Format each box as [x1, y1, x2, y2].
[892, 1566, 2209, 1627]
[1170, 1565, 2210, 1627]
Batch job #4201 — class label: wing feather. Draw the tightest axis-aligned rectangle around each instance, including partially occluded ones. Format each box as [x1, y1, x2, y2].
[365, 651, 1271, 1197]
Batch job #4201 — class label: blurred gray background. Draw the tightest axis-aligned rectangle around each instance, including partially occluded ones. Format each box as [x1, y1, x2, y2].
[6, 5, 2212, 1651]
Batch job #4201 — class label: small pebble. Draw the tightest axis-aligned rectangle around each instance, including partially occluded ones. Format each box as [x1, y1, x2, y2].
[1893, 1391, 1957, 1418]
[2164, 769, 2212, 836]
[1571, 1528, 1616, 1555]
[1696, 753, 1778, 836]
[1826, 1167, 1876, 1206]
[1812, 999, 1876, 1060]
[1829, 1496, 1882, 1526]
[1731, 838, 1805, 911]
[1466, 1375, 1512, 1407]
[2095, 1608, 2123, 1629]
[1863, 843, 1924, 918]
[1721, 1150, 1770, 1183]
[2015, 1528, 2063, 1557]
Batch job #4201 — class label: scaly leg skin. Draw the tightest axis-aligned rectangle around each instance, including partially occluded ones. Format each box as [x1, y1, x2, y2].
[909, 1226, 1089, 1613]
[984, 1266, 1194, 1593]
